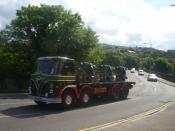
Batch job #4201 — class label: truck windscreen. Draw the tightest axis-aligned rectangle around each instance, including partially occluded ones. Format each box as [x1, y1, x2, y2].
[37, 59, 60, 75]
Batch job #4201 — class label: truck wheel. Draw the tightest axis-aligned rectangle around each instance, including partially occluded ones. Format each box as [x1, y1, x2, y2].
[34, 100, 46, 106]
[111, 94, 119, 101]
[80, 90, 91, 106]
[111, 87, 120, 101]
[62, 91, 75, 108]
[119, 89, 129, 100]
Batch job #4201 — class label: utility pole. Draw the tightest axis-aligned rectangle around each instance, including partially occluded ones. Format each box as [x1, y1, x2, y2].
[143, 42, 152, 48]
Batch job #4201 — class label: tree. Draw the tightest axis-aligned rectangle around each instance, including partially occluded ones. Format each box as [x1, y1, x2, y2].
[172, 62, 175, 76]
[10, 4, 98, 59]
[154, 57, 172, 73]
[141, 57, 155, 70]
[87, 45, 104, 64]
[123, 53, 140, 69]
[58, 26, 98, 61]
[0, 4, 99, 90]
[102, 49, 125, 67]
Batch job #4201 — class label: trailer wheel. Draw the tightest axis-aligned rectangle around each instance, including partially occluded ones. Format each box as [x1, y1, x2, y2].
[110, 86, 120, 101]
[80, 90, 91, 106]
[120, 88, 129, 100]
[111, 93, 119, 101]
[62, 91, 75, 108]
[34, 100, 46, 106]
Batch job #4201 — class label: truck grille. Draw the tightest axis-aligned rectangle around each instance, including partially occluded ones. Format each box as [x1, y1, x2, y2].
[40, 83, 57, 98]
[30, 80, 38, 95]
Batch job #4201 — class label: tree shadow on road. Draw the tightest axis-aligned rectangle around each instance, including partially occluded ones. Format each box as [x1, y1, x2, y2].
[0, 93, 29, 100]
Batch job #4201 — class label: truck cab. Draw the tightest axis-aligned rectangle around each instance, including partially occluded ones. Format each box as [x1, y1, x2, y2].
[29, 56, 78, 105]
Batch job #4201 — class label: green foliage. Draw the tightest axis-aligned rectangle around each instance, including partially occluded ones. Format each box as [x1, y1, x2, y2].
[141, 57, 154, 70]
[166, 50, 175, 59]
[58, 27, 98, 61]
[172, 63, 175, 76]
[102, 49, 125, 67]
[123, 53, 140, 69]
[154, 57, 172, 73]
[11, 4, 98, 59]
[0, 45, 34, 89]
[0, 4, 98, 90]
[141, 56, 174, 74]
[87, 45, 104, 65]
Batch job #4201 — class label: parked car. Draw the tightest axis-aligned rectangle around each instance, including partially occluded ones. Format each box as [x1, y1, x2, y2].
[138, 69, 144, 75]
[130, 68, 135, 73]
[147, 74, 158, 82]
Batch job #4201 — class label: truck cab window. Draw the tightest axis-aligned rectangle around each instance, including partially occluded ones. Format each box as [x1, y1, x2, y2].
[61, 61, 75, 75]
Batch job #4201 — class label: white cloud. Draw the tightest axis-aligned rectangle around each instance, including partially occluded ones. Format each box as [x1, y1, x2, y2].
[0, 0, 175, 50]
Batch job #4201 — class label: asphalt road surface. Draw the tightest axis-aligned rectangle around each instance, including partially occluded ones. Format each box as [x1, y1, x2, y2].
[0, 71, 175, 131]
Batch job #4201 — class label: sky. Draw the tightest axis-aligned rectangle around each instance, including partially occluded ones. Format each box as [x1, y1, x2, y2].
[0, 0, 175, 50]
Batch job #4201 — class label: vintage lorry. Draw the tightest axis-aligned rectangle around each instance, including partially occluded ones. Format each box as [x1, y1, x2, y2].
[29, 56, 135, 107]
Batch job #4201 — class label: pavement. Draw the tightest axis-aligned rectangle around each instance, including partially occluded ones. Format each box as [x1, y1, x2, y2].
[158, 77, 175, 87]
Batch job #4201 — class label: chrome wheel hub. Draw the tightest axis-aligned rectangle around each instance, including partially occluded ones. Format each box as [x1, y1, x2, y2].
[65, 95, 72, 105]
[83, 94, 89, 103]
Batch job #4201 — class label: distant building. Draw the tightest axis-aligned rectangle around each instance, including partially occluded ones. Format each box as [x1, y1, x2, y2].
[128, 50, 135, 53]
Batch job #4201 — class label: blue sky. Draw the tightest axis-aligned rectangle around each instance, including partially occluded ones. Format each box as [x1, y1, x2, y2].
[0, 0, 175, 50]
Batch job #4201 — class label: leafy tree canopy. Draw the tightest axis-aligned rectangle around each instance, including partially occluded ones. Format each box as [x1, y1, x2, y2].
[10, 4, 98, 60]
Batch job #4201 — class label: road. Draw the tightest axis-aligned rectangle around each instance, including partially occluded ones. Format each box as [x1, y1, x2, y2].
[0, 72, 175, 131]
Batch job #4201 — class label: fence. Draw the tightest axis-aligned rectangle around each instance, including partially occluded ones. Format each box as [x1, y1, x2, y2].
[156, 72, 175, 83]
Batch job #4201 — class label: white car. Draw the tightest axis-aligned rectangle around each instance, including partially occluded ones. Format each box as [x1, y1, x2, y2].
[130, 68, 135, 73]
[147, 74, 158, 82]
[138, 70, 144, 75]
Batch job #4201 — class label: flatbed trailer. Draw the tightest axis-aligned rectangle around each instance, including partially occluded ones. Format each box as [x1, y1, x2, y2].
[29, 56, 135, 108]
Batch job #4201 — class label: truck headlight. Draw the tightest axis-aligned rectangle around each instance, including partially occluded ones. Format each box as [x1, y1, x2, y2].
[48, 82, 57, 94]
[48, 82, 60, 89]
[28, 86, 32, 95]
[49, 89, 54, 94]
[45, 92, 48, 97]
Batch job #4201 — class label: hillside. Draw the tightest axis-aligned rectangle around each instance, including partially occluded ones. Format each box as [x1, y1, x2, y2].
[101, 43, 170, 58]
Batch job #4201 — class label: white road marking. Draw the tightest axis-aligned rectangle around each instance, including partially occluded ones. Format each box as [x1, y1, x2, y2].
[153, 87, 157, 92]
[0, 101, 34, 106]
[130, 97, 140, 101]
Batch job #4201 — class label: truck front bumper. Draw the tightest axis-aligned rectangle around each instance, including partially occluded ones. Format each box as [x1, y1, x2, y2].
[30, 96, 62, 104]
